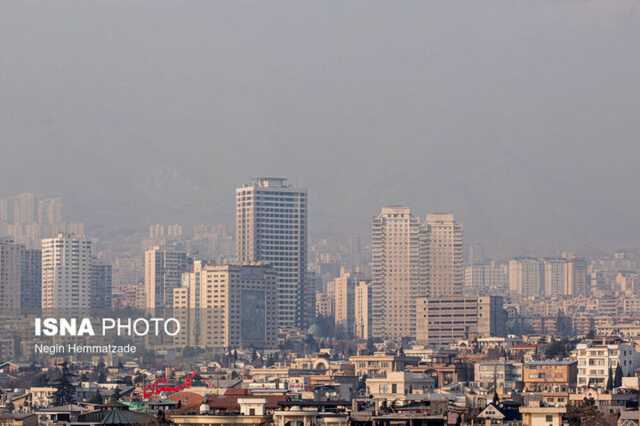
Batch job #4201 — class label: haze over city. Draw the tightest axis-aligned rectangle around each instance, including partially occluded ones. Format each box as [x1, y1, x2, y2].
[2, 1, 640, 257]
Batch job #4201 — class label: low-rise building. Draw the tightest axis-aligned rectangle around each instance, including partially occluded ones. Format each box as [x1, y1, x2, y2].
[523, 360, 577, 392]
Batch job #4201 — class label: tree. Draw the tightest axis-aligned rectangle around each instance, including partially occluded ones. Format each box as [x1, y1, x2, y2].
[54, 362, 76, 406]
[110, 388, 121, 403]
[89, 389, 104, 404]
[614, 364, 623, 388]
[545, 339, 567, 358]
[565, 403, 610, 426]
[96, 360, 107, 383]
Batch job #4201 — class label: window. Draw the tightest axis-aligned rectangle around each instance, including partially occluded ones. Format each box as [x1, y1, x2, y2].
[545, 414, 553, 422]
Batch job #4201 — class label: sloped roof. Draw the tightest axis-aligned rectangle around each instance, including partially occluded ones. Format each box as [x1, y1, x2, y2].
[77, 407, 158, 425]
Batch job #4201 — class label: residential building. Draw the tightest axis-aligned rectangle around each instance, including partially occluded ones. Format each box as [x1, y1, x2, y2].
[508, 258, 543, 297]
[20, 248, 41, 311]
[90, 260, 112, 310]
[236, 177, 307, 330]
[543, 258, 566, 298]
[366, 371, 435, 402]
[519, 401, 565, 426]
[371, 206, 428, 339]
[0, 238, 22, 313]
[144, 245, 190, 310]
[41, 234, 92, 310]
[464, 261, 507, 294]
[426, 213, 463, 297]
[576, 339, 638, 389]
[333, 270, 357, 336]
[523, 360, 578, 392]
[474, 360, 523, 393]
[354, 281, 372, 340]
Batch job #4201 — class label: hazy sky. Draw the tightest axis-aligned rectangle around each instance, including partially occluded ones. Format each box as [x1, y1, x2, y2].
[1, 1, 639, 256]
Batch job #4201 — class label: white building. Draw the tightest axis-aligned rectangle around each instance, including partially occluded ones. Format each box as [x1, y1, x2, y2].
[366, 371, 436, 403]
[236, 177, 307, 330]
[371, 206, 428, 339]
[41, 234, 92, 310]
[354, 281, 371, 340]
[576, 339, 638, 389]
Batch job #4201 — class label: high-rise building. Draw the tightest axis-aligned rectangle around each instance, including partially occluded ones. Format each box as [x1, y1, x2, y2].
[426, 213, 463, 297]
[41, 234, 92, 310]
[508, 258, 544, 297]
[464, 261, 507, 295]
[12, 193, 37, 225]
[303, 271, 320, 328]
[333, 270, 357, 336]
[144, 246, 190, 310]
[543, 258, 566, 297]
[90, 260, 112, 310]
[173, 263, 277, 349]
[37, 198, 63, 226]
[21, 248, 41, 312]
[354, 281, 372, 340]
[0, 238, 22, 313]
[371, 206, 428, 339]
[235, 177, 307, 330]
[564, 257, 588, 296]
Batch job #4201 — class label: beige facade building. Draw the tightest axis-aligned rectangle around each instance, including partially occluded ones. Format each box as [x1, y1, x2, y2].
[426, 213, 463, 297]
[371, 207, 429, 339]
[543, 258, 566, 297]
[354, 281, 372, 340]
[508, 257, 543, 297]
[173, 263, 277, 349]
[236, 177, 307, 330]
[41, 234, 92, 310]
[333, 270, 357, 336]
[415, 295, 505, 347]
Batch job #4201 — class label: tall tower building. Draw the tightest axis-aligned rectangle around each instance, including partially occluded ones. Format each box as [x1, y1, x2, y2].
[235, 177, 307, 330]
[144, 246, 190, 310]
[426, 213, 463, 297]
[508, 258, 543, 297]
[0, 238, 22, 313]
[37, 198, 63, 226]
[371, 206, 428, 340]
[12, 193, 37, 225]
[354, 281, 372, 340]
[543, 258, 566, 297]
[21, 248, 42, 312]
[90, 259, 112, 310]
[41, 234, 92, 310]
[333, 270, 357, 337]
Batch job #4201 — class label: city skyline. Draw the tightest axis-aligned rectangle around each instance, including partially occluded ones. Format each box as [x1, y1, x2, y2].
[2, 1, 640, 257]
